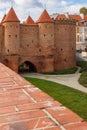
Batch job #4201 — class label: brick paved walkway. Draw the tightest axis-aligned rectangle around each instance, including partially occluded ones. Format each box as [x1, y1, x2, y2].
[0, 63, 87, 130]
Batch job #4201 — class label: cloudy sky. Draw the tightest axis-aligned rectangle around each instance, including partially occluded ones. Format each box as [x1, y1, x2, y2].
[0, 0, 87, 22]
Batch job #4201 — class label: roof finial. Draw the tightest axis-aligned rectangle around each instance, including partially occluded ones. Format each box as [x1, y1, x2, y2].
[44, 3, 46, 10]
[43, 0, 48, 10]
[11, 0, 14, 8]
[28, 11, 30, 16]
[4, 8, 6, 14]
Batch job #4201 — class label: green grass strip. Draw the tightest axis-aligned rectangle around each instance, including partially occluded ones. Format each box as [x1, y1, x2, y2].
[42, 67, 77, 74]
[79, 72, 87, 88]
[77, 61, 87, 72]
[25, 77, 87, 121]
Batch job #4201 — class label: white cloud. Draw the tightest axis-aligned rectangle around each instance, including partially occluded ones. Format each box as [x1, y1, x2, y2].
[0, 0, 87, 22]
[61, 0, 67, 6]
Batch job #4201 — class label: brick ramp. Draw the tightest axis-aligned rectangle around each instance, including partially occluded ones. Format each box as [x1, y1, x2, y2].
[0, 63, 87, 130]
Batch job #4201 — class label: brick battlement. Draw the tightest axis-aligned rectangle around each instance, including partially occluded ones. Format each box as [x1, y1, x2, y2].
[55, 18, 76, 25]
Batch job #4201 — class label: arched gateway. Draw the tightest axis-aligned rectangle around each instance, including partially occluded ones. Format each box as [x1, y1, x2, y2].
[18, 61, 37, 73]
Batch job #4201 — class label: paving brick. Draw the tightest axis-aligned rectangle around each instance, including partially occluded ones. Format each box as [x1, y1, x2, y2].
[45, 127, 61, 130]
[25, 117, 56, 129]
[17, 101, 61, 111]
[25, 87, 53, 102]
[64, 122, 87, 130]
[0, 118, 58, 130]
[0, 77, 13, 83]
[0, 89, 33, 107]
[46, 106, 83, 125]
[0, 72, 9, 78]
[0, 88, 4, 93]
[0, 110, 46, 124]
[0, 124, 10, 130]
[0, 106, 16, 114]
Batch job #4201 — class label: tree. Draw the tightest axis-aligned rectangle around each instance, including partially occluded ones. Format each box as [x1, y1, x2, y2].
[80, 7, 87, 15]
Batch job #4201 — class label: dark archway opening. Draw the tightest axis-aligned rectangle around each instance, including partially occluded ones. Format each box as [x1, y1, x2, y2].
[18, 61, 37, 73]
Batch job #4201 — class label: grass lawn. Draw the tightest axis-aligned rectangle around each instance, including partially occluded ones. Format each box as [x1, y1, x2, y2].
[79, 72, 87, 88]
[25, 77, 87, 121]
[77, 61, 87, 87]
[77, 61, 87, 72]
[42, 67, 77, 74]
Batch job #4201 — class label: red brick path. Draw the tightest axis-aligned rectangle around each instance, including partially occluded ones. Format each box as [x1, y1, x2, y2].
[0, 63, 87, 130]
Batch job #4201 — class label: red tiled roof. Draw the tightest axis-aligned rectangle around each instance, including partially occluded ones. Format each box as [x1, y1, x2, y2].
[37, 9, 54, 23]
[84, 15, 87, 21]
[24, 16, 35, 25]
[3, 8, 20, 22]
[69, 14, 82, 26]
[1, 14, 6, 23]
[57, 14, 67, 20]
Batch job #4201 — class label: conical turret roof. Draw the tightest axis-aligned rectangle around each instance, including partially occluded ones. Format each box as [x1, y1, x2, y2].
[1, 14, 6, 23]
[37, 9, 54, 23]
[25, 16, 35, 24]
[3, 8, 20, 22]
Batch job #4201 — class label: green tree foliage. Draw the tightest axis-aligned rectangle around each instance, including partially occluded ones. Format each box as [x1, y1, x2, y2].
[80, 7, 87, 15]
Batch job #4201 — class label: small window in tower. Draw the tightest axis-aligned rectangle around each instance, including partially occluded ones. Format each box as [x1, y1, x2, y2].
[32, 40, 33, 43]
[39, 49, 41, 52]
[9, 35, 11, 38]
[61, 48, 63, 51]
[44, 34, 46, 37]
[7, 49, 9, 52]
[64, 59, 67, 62]
[51, 34, 53, 37]
[72, 48, 73, 50]
[27, 44, 29, 47]
[15, 35, 17, 38]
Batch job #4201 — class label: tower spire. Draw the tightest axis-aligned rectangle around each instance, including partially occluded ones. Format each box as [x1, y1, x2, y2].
[11, 0, 14, 8]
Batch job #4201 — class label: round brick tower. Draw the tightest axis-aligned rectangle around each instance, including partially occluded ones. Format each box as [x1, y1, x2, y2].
[54, 19, 76, 70]
[37, 9, 55, 72]
[2, 8, 20, 72]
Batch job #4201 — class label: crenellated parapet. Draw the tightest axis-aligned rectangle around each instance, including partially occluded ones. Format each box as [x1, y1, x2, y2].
[54, 18, 76, 25]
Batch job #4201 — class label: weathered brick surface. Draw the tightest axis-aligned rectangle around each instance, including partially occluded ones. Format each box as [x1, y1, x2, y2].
[0, 63, 86, 130]
[64, 122, 87, 130]
[46, 106, 83, 125]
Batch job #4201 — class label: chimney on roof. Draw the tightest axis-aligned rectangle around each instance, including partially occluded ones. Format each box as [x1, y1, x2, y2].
[64, 12, 69, 19]
[80, 13, 84, 19]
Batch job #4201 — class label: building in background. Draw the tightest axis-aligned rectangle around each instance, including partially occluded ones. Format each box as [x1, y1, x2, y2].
[51, 13, 87, 51]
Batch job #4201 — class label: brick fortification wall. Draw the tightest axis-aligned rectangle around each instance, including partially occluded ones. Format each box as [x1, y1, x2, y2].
[54, 19, 76, 70]
[0, 8, 76, 73]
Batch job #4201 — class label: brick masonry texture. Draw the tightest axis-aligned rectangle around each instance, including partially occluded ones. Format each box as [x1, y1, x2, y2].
[0, 8, 76, 73]
[0, 63, 87, 130]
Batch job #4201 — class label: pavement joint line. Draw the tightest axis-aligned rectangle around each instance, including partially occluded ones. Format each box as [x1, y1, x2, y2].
[32, 126, 57, 130]
[64, 121, 84, 126]
[14, 106, 19, 112]
[3, 88, 7, 91]
[22, 88, 37, 103]
[43, 109, 66, 130]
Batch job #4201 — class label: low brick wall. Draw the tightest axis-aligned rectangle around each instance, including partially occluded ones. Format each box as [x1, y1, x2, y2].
[0, 63, 87, 130]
